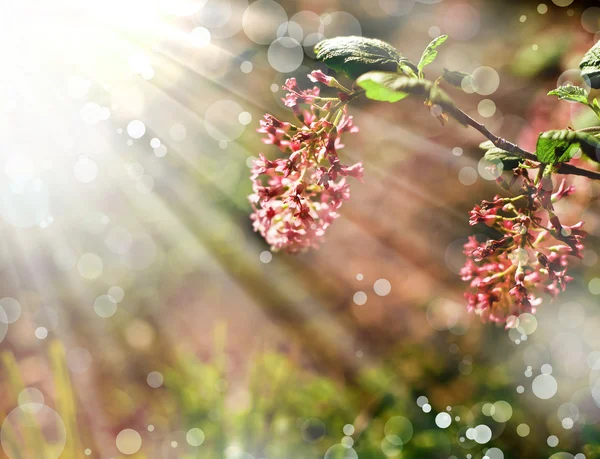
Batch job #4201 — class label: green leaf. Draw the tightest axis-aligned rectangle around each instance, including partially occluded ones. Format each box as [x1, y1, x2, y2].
[441, 69, 470, 88]
[484, 148, 523, 170]
[580, 40, 600, 89]
[356, 71, 468, 125]
[354, 71, 409, 102]
[536, 130, 600, 164]
[417, 35, 448, 75]
[314, 36, 418, 80]
[479, 141, 523, 169]
[479, 141, 496, 150]
[547, 84, 589, 105]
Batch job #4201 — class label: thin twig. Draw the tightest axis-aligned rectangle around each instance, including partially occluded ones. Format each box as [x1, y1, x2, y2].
[576, 126, 600, 134]
[450, 106, 600, 180]
[556, 163, 600, 180]
[451, 105, 536, 159]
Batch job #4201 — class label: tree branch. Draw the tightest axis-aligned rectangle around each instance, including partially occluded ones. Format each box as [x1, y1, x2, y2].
[449, 105, 600, 180]
[556, 162, 600, 180]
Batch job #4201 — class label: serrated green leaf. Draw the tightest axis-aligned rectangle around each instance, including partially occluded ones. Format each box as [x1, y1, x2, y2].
[417, 35, 448, 75]
[314, 36, 417, 80]
[536, 130, 581, 164]
[580, 40, 600, 89]
[577, 131, 600, 161]
[441, 69, 470, 88]
[536, 130, 600, 164]
[548, 84, 589, 105]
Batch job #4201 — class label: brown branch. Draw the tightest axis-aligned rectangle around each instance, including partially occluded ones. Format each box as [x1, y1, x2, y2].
[449, 105, 600, 180]
[556, 163, 600, 180]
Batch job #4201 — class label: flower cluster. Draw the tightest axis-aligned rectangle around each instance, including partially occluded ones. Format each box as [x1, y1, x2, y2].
[249, 72, 363, 253]
[461, 170, 585, 324]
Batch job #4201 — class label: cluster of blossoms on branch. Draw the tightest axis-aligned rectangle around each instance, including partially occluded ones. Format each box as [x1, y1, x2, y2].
[460, 169, 585, 324]
[249, 71, 363, 252]
[248, 35, 600, 326]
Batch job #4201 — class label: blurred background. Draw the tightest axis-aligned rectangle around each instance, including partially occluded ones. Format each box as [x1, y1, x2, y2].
[1, 0, 600, 458]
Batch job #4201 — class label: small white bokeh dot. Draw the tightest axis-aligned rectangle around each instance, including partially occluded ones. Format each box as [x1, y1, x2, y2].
[435, 412, 452, 428]
[270, 83, 279, 92]
[562, 418, 574, 429]
[35, 327, 48, 339]
[353, 291, 367, 305]
[148, 424, 155, 432]
[423, 403, 432, 413]
[532, 374, 558, 399]
[589, 278, 600, 294]
[517, 423, 530, 437]
[343, 424, 355, 436]
[190, 27, 211, 47]
[150, 138, 161, 148]
[547, 435, 559, 447]
[147, 371, 164, 388]
[239, 112, 252, 125]
[116, 429, 142, 455]
[356, 273, 363, 281]
[478, 99, 496, 118]
[186, 428, 205, 447]
[127, 120, 146, 139]
[241, 61, 253, 73]
[452, 147, 463, 156]
[458, 166, 477, 185]
[108, 286, 125, 303]
[541, 364, 553, 375]
[373, 278, 391, 296]
[473, 425, 492, 444]
[260, 251, 272, 263]
[428, 26, 441, 38]
[84, 449, 91, 456]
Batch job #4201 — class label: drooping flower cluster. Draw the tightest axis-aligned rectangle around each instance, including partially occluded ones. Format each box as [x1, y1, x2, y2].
[249, 72, 363, 253]
[461, 170, 585, 324]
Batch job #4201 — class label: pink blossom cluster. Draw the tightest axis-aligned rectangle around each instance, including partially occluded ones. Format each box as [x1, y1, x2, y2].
[461, 171, 585, 324]
[249, 73, 363, 253]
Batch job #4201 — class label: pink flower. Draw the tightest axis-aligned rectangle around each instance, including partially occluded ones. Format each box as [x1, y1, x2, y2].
[461, 171, 584, 324]
[308, 70, 333, 86]
[249, 75, 361, 253]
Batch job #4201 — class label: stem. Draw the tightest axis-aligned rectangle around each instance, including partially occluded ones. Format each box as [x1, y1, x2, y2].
[556, 162, 600, 180]
[576, 125, 600, 134]
[448, 106, 600, 180]
[451, 106, 536, 160]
